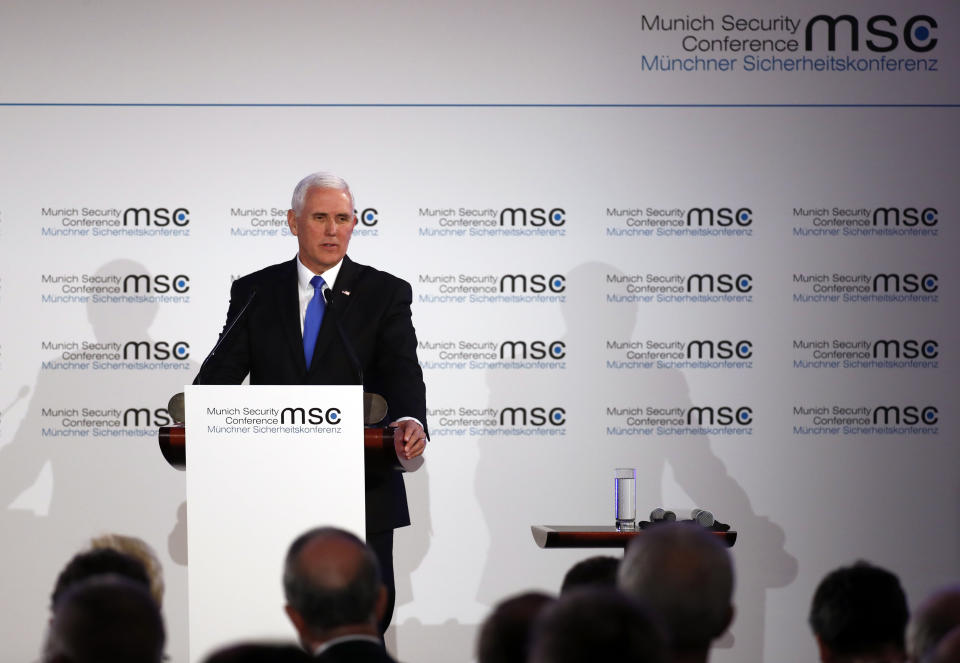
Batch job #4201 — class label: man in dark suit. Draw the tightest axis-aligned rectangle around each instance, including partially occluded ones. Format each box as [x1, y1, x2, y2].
[283, 527, 399, 662]
[198, 172, 427, 631]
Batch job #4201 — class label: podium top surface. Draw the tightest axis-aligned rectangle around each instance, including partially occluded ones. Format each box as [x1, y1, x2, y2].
[531, 525, 737, 549]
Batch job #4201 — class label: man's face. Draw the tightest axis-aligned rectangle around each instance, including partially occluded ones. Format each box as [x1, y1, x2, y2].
[287, 187, 357, 274]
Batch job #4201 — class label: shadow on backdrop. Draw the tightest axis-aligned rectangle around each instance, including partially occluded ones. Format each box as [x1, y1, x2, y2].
[0, 259, 191, 660]
[475, 261, 797, 662]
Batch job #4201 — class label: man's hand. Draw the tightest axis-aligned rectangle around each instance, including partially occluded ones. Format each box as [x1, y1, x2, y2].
[390, 419, 427, 460]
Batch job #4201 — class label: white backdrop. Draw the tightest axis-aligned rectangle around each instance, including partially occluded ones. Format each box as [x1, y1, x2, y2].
[1, 2, 957, 662]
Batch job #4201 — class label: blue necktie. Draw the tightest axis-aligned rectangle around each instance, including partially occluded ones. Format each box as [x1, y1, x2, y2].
[303, 275, 326, 369]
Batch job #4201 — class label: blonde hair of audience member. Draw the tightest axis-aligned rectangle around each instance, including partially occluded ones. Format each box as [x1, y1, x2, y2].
[90, 533, 165, 607]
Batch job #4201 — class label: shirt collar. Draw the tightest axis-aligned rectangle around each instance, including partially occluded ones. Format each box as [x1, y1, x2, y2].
[296, 254, 344, 291]
[311, 634, 382, 656]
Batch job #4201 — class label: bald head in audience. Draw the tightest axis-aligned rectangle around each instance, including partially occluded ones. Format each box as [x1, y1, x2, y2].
[617, 523, 734, 663]
[282, 527, 387, 652]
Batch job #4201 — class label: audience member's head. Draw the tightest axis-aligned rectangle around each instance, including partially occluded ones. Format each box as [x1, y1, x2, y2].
[908, 584, 960, 662]
[201, 642, 312, 663]
[282, 526, 385, 650]
[90, 533, 165, 607]
[477, 591, 555, 663]
[808, 561, 908, 662]
[50, 547, 151, 611]
[560, 556, 620, 594]
[617, 523, 734, 661]
[43, 575, 165, 663]
[529, 588, 666, 663]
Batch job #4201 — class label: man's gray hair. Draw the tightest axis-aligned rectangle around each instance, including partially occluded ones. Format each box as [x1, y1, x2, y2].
[617, 522, 734, 651]
[290, 172, 354, 215]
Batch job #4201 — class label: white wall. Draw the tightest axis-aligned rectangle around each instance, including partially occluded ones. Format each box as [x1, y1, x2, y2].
[0, 2, 957, 661]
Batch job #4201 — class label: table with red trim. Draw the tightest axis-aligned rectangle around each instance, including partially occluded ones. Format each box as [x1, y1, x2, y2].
[531, 525, 737, 549]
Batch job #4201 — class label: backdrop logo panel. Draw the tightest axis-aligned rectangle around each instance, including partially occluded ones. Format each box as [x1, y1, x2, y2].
[354, 207, 379, 236]
[40, 272, 192, 304]
[792, 338, 939, 369]
[40, 339, 192, 372]
[605, 206, 753, 238]
[792, 404, 939, 435]
[40, 405, 174, 438]
[40, 206, 191, 237]
[228, 207, 291, 238]
[606, 272, 754, 303]
[637, 13, 940, 73]
[417, 206, 566, 238]
[417, 272, 566, 304]
[419, 338, 566, 371]
[606, 405, 754, 436]
[428, 405, 566, 437]
[792, 206, 939, 238]
[791, 272, 939, 303]
[606, 338, 753, 370]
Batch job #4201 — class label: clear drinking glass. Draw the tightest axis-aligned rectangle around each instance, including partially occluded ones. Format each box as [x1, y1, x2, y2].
[615, 467, 636, 530]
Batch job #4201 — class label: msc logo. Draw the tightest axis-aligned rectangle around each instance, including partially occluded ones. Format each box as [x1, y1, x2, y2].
[687, 207, 752, 227]
[873, 207, 938, 227]
[122, 341, 190, 361]
[355, 208, 378, 226]
[280, 407, 342, 425]
[500, 274, 566, 293]
[500, 340, 566, 360]
[686, 274, 752, 293]
[872, 339, 938, 360]
[804, 15, 937, 52]
[499, 407, 566, 426]
[687, 406, 753, 426]
[872, 405, 938, 426]
[687, 340, 753, 360]
[872, 273, 937, 293]
[123, 407, 174, 427]
[123, 207, 190, 227]
[500, 207, 566, 227]
[123, 274, 191, 293]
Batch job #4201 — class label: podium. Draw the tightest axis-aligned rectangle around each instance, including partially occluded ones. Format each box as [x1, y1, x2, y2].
[180, 385, 367, 662]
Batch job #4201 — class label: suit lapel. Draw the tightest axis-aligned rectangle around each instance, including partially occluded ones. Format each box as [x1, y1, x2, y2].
[278, 258, 307, 376]
[330, 254, 360, 319]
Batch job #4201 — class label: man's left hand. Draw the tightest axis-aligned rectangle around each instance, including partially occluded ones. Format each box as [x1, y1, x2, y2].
[390, 419, 427, 460]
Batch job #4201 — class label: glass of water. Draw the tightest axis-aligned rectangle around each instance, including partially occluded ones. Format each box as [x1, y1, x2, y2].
[614, 468, 636, 530]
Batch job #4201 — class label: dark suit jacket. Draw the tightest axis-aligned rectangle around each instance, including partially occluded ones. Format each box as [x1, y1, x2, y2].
[199, 255, 427, 533]
[314, 639, 398, 663]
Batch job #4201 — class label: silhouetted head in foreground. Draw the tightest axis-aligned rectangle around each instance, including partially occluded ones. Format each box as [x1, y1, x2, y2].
[808, 560, 908, 663]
